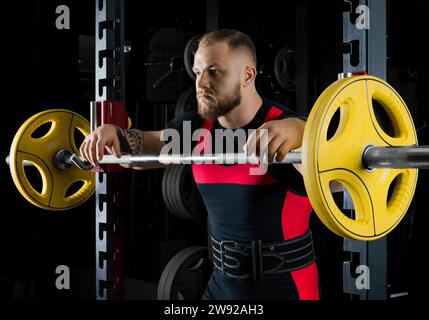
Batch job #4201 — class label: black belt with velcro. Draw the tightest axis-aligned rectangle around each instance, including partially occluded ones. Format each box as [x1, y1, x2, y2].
[211, 230, 315, 282]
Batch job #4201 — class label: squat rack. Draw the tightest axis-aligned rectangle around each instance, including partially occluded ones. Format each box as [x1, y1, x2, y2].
[93, 0, 390, 300]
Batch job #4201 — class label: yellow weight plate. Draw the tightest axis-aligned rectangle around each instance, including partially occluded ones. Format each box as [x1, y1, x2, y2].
[9, 109, 95, 211]
[302, 75, 418, 240]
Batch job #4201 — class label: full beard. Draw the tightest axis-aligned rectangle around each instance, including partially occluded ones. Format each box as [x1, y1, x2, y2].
[197, 84, 241, 120]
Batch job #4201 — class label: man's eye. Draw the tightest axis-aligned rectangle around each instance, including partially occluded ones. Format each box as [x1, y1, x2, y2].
[209, 69, 219, 74]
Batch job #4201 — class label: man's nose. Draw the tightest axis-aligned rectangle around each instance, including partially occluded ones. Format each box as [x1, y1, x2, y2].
[196, 71, 210, 89]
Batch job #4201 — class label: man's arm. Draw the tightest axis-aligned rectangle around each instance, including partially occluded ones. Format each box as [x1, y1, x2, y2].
[244, 117, 343, 194]
[244, 117, 306, 163]
[79, 124, 171, 170]
[119, 129, 171, 170]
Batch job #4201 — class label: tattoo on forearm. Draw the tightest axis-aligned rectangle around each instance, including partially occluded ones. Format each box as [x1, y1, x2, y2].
[116, 126, 144, 155]
[123, 129, 144, 155]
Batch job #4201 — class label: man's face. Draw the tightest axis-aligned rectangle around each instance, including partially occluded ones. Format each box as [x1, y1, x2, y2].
[193, 42, 242, 120]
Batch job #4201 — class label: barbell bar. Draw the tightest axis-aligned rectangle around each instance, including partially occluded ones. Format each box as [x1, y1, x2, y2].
[7, 146, 429, 169]
[363, 146, 429, 169]
[6, 75, 428, 241]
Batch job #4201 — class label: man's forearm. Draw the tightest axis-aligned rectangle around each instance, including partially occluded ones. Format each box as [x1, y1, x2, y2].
[117, 129, 168, 170]
[115, 127, 144, 155]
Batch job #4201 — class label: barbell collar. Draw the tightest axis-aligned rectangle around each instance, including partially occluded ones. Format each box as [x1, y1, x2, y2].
[363, 146, 429, 169]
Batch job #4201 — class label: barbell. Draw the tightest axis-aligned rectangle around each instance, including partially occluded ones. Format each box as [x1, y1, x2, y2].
[7, 75, 429, 240]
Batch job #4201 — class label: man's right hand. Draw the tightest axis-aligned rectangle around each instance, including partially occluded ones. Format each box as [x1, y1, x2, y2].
[79, 124, 122, 166]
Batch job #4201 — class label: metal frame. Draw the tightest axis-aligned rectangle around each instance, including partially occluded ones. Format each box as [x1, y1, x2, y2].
[94, 0, 125, 300]
[342, 0, 387, 300]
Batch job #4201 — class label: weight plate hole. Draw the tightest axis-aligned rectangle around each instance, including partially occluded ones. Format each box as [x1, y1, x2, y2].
[372, 98, 396, 138]
[65, 180, 85, 199]
[73, 128, 86, 152]
[387, 173, 401, 206]
[329, 181, 356, 220]
[326, 107, 341, 141]
[23, 161, 44, 194]
[31, 122, 53, 139]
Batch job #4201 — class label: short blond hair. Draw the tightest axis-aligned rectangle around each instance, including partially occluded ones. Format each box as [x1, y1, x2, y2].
[198, 29, 257, 66]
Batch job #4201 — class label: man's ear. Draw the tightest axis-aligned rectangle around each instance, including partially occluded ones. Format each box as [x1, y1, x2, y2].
[243, 65, 257, 87]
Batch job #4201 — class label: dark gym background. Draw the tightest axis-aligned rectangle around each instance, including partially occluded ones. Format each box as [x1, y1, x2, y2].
[0, 0, 428, 300]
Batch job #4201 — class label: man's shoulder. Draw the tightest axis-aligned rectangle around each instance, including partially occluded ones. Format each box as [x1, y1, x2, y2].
[264, 98, 302, 119]
[263, 98, 295, 114]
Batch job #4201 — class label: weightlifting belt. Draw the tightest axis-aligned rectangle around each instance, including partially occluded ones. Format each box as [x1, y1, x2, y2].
[211, 231, 315, 282]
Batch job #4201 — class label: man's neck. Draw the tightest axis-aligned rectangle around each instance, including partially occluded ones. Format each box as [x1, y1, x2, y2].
[217, 91, 263, 129]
